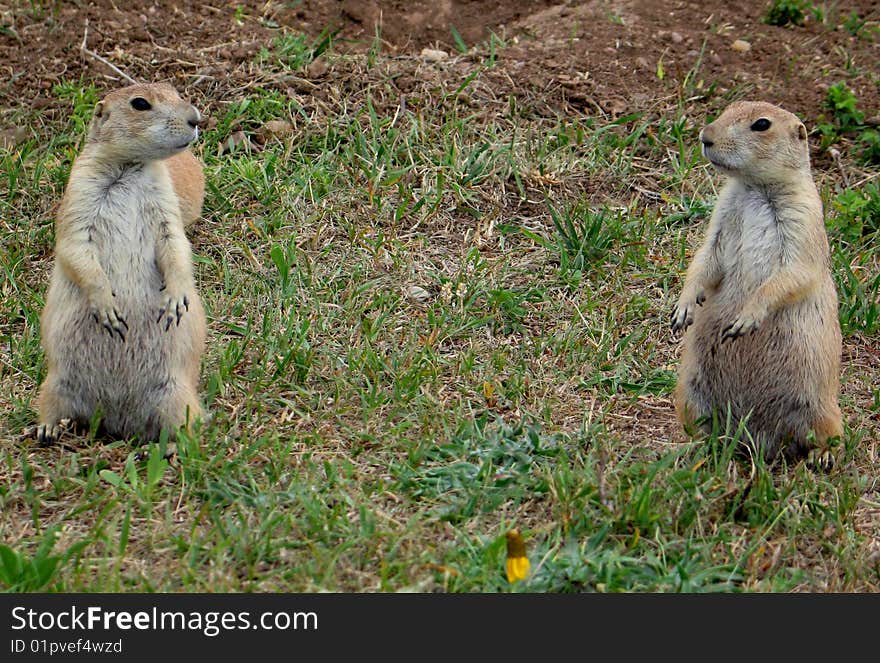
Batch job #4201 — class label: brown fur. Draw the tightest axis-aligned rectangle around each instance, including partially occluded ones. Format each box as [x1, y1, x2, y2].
[671, 101, 843, 463]
[36, 82, 207, 444]
[167, 149, 204, 227]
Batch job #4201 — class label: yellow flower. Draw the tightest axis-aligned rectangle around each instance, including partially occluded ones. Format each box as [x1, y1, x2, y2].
[505, 529, 530, 583]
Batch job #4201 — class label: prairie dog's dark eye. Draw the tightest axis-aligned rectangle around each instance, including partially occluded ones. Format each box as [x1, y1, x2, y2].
[130, 97, 152, 111]
[750, 118, 772, 132]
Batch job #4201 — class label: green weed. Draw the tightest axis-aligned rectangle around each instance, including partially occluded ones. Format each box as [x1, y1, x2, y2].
[818, 82, 879, 165]
[763, 0, 810, 27]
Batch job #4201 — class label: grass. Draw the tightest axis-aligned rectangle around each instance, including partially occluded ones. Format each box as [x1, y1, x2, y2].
[763, 0, 811, 27]
[0, 21, 879, 593]
[817, 81, 880, 165]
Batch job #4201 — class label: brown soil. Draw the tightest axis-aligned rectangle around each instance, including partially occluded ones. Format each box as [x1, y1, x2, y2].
[2, 1, 878, 135]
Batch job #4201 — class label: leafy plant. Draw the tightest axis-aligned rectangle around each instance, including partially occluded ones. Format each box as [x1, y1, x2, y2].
[99, 443, 170, 512]
[256, 28, 335, 71]
[763, 0, 810, 27]
[0, 526, 82, 592]
[828, 182, 880, 334]
[833, 252, 880, 335]
[842, 12, 874, 40]
[830, 181, 880, 245]
[450, 25, 468, 54]
[548, 203, 623, 277]
[858, 130, 880, 165]
[817, 82, 879, 165]
[826, 82, 864, 131]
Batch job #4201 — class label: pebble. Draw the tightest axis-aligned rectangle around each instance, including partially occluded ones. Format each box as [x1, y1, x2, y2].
[405, 285, 432, 305]
[258, 120, 293, 141]
[420, 48, 449, 61]
[305, 58, 328, 78]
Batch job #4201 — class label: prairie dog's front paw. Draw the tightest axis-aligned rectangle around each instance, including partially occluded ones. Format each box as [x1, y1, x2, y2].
[670, 290, 704, 334]
[157, 290, 191, 331]
[89, 290, 128, 341]
[721, 308, 764, 341]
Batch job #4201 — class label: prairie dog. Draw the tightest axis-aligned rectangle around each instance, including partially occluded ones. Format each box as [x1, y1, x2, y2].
[36, 82, 207, 444]
[671, 101, 842, 465]
[167, 148, 204, 228]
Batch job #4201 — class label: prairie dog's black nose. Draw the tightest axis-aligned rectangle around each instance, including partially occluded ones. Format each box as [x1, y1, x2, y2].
[700, 128, 714, 147]
[187, 108, 202, 129]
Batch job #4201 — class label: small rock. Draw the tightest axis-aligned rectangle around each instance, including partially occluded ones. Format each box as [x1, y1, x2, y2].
[232, 45, 253, 61]
[731, 39, 751, 52]
[305, 57, 328, 78]
[635, 56, 650, 70]
[603, 97, 627, 116]
[670, 31, 684, 44]
[420, 48, 449, 62]
[405, 285, 432, 306]
[258, 120, 293, 141]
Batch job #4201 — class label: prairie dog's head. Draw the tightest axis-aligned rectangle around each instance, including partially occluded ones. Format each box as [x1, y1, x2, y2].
[699, 101, 810, 182]
[87, 82, 202, 162]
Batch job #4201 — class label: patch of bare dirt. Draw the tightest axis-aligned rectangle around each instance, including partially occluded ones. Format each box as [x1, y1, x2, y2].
[2, 1, 878, 132]
[504, 1, 879, 128]
[280, 0, 559, 49]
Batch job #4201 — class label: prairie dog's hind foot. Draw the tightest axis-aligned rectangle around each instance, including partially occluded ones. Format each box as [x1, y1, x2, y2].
[805, 446, 835, 472]
[33, 418, 74, 446]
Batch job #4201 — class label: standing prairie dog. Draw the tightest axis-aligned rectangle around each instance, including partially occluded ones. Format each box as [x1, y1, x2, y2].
[671, 100, 842, 466]
[36, 82, 207, 444]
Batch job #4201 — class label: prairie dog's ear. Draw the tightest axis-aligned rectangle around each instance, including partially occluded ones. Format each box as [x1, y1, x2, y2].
[87, 101, 108, 140]
[796, 122, 807, 141]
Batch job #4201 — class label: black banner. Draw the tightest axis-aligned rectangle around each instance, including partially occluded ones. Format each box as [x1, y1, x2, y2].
[1, 592, 876, 659]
